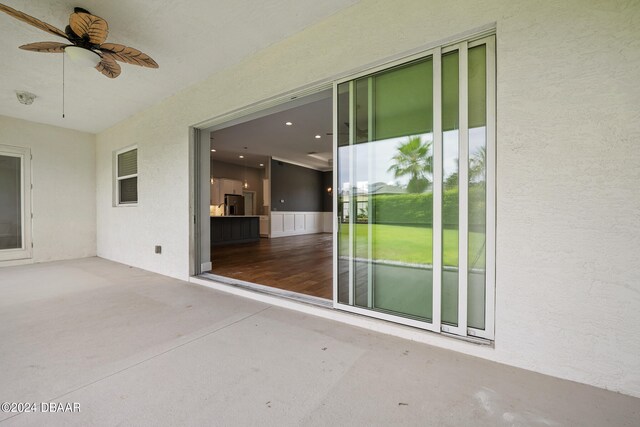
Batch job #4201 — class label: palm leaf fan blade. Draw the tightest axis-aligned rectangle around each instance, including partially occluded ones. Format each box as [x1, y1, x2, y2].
[99, 43, 158, 68]
[69, 12, 108, 45]
[95, 54, 121, 78]
[19, 41, 69, 53]
[0, 3, 68, 39]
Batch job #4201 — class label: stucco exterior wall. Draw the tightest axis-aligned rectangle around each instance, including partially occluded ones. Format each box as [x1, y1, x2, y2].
[95, 0, 640, 397]
[0, 115, 96, 263]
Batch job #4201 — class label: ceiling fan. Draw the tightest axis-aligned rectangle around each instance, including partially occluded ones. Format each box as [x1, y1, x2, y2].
[0, 3, 158, 78]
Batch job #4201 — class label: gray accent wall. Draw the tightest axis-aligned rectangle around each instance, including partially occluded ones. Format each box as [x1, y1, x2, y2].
[271, 160, 325, 212]
[322, 171, 333, 212]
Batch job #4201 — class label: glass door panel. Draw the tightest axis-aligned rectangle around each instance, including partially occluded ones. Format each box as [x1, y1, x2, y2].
[337, 58, 436, 324]
[335, 35, 494, 338]
[468, 44, 487, 330]
[0, 154, 22, 251]
[441, 50, 460, 326]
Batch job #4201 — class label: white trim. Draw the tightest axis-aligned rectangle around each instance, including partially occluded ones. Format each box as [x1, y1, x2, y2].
[347, 80, 355, 306]
[456, 41, 470, 337]
[366, 77, 374, 309]
[0, 145, 32, 262]
[332, 82, 339, 308]
[270, 156, 328, 172]
[467, 35, 496, 340]
[432, 47, 443, 331]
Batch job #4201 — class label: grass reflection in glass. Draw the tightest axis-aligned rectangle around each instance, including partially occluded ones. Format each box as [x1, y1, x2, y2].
[338, 223, 485, 268]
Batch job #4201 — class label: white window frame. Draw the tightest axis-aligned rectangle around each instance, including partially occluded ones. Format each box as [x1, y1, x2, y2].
[0, 145, 32, 262]
[114, 145, 138, 207]
[332, 33, 496, 341]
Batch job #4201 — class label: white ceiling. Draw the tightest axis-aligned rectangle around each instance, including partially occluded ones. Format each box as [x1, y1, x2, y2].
[209, 91, 333, 171]
[0, 0, 358, 133]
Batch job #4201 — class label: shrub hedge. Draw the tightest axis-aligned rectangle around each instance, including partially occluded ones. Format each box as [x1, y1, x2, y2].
[340, 186, 486, 228]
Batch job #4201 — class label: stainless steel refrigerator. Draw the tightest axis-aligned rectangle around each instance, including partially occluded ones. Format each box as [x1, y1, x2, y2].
[224, 194, 244, 215]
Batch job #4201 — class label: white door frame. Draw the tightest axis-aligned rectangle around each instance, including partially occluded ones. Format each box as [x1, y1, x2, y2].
[0, 144, 32, 262]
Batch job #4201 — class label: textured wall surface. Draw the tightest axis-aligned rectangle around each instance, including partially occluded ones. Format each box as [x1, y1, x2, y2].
[0, 116, 96, 264]
[95, 0, 640, 397]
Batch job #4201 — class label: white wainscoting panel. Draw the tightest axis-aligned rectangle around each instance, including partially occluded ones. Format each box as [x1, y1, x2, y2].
[271, 211, 326, 237]
[283, 214, 295, 232]
[272, 215, 284, 233]
[322, 212, 333, 233]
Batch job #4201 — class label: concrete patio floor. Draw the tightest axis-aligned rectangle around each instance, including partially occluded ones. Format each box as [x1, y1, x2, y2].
[0, 257, 638, 426]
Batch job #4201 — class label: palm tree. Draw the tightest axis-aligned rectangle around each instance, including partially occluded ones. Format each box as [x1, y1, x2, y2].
[387, 136, 433, 193]
[469, 146, 486, 184]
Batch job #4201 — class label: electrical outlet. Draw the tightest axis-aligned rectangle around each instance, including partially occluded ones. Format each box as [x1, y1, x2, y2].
[155, 245, 162, 254]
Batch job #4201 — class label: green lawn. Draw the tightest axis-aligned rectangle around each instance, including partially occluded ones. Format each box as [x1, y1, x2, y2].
[338, 223, 486, 268]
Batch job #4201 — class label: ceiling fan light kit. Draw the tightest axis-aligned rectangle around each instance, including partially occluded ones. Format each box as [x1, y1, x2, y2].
[64, 46, 101, 68]
[0, 4, 158, 79]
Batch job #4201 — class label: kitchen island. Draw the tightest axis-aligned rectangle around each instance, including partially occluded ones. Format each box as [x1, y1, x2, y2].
[210, 215, 260, 246]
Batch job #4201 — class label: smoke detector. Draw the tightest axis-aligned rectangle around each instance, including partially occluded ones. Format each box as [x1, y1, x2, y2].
[16, 91, 36, 105]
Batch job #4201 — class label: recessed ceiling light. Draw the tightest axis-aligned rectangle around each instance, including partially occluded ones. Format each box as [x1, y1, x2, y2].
[211, 149, 216, 152]
[259, 163, 264, 167]
[239, 155, 244, 159]
[285, 122, 293, 126]
[315, 135, 321, 139]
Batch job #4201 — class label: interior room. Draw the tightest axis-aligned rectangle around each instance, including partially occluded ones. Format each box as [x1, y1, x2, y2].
[204, 91, 334, 300]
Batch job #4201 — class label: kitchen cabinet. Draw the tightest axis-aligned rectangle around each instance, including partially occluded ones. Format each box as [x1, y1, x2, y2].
[211, 178, 243, 205]
[211, 216, 259, 246]
[263, 178, 270, 206]
[259, 216, 269, 237]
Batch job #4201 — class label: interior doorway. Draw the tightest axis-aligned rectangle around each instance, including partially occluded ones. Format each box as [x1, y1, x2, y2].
[201, 89, 334, 301]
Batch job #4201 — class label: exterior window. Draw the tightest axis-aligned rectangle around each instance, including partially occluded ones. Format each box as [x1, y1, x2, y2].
[115, 147, 138, 205]
[0, 145, 32, 261]
[334, 35, 495, 340]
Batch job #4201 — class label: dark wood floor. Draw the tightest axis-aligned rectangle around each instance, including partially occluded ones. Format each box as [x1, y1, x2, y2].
[210, 233, 333, 299]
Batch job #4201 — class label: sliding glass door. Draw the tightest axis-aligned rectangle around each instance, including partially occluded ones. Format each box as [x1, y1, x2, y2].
[0, 145, 32, 261]
[333, 35, 495, 339]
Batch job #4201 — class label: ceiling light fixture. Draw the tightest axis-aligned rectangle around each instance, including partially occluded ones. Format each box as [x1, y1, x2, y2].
[239, 155, 244, 159]
[64, 46, 101, 68]
[211, 149, 216, 152]
[242, 147, 249, 189]
[285, 122, 293, 126]
[315, 135, 321, 139]
[259, 163, 264, 167]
